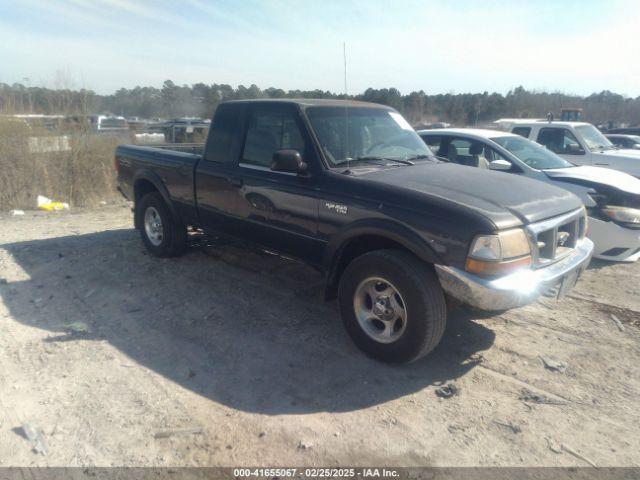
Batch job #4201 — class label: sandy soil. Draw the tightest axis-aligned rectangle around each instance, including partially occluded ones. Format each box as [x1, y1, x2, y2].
[0, 204, 638, 467]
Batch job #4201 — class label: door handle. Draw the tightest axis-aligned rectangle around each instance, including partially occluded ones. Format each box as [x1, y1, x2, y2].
[228, 177, 243, 188]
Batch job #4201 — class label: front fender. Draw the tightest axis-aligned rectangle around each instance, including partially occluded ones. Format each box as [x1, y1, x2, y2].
[545, 179, 597, 208]
[323, 219, 443, 299]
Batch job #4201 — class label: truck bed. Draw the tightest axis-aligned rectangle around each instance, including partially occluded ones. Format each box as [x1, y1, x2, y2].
[115, 144, 201, 225]
[151, 143, 205, 156]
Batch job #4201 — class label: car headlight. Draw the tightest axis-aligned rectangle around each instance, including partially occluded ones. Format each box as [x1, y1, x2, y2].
[601, 206, 640, 226]
[466, 228, 532, 277]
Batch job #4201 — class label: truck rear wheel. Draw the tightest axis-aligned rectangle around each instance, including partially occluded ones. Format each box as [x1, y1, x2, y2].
[135, 192, 187, 257]
[338, 249, 447, 363]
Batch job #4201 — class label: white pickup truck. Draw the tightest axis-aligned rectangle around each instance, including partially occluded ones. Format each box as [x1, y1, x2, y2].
[495, 119, 640, 178]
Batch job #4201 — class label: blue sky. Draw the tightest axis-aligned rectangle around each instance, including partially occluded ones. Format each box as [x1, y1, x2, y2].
[1, 0, 639, 96]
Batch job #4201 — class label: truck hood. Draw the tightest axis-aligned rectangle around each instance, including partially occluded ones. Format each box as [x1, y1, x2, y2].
[544, 166, 640, 195]
[592, 148, 640, 159]
[362, 162, 581, 229]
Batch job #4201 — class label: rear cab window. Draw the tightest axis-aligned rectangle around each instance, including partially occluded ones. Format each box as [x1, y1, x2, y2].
[512, 127, 531, 138]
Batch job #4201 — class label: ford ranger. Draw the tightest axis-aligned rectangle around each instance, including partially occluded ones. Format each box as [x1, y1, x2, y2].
[116, 99, 594, 363]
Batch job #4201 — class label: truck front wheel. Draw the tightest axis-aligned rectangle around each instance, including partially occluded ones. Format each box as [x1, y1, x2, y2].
[135, 192, 187, 257]
[338, 250, 447, 363]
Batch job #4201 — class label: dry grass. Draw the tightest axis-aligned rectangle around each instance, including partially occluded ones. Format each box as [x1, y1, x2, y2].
[0, 119, 122, 211]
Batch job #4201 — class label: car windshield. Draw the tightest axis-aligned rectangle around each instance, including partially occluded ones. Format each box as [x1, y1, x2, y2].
[575, 124, 615, 151]
[491, 135, 574, 170]
[305, 106, 435, 168]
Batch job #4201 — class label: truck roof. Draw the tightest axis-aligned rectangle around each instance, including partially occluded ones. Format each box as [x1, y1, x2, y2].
[221, 98, 392, 109]
[417, 128, 515, 140]
[494, 118, 592, 128]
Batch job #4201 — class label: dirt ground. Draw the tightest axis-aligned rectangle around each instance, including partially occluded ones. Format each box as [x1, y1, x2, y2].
[0, 204, 638, 467]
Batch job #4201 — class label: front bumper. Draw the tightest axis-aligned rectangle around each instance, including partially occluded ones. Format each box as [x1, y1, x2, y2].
[435, 238, 594, 311]
[589, 217, 640, 262]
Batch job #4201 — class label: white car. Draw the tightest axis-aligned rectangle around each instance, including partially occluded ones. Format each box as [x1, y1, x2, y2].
[418, 128, 640, 262]
[606, 134, 640, 150]
[494, 119, 640, 178]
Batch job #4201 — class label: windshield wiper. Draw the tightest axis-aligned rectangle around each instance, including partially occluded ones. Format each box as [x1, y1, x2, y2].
[335, 156, 414, 167]
[404, 154, 436, 162]
[355, 156, 415, 165]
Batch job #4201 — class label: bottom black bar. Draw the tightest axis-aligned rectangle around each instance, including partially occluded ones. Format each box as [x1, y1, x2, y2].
[0, 468, 639, 480]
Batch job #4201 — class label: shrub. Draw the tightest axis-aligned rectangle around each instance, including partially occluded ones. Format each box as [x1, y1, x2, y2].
[0, 119, 121, 210]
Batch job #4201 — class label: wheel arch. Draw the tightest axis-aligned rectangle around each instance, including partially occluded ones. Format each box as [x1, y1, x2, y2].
[323, 220, 442, 300]
[133, 170, 177, 230]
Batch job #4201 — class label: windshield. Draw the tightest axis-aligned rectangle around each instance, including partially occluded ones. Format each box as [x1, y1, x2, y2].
[491, 135, 574, 170]
[575, 124, 614, 151]
[305, 106, 435, 167]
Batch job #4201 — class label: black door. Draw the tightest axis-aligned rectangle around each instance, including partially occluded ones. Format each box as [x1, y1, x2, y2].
[232, 104, 324, 265]
[195, 103, 246, 232]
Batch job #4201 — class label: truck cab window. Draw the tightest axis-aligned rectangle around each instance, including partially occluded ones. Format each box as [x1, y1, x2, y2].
[242, 111, 306, 168]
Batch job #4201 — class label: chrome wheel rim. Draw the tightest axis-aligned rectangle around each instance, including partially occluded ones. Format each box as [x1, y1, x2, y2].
[353, 276, 407, 344]
[144, 206, 163, 246]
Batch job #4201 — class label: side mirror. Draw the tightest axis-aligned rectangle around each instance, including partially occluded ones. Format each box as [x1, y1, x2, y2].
[566, 143, 585, 154]
[632, 144, 640, 150]
[271, 150, 307, 175]
[489, 159, 512, 171]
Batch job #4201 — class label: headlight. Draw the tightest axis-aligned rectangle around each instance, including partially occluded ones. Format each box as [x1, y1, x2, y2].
[466, 229, 532, 277]
[601, 206, 640, 225]
[469, 229, 531, 260]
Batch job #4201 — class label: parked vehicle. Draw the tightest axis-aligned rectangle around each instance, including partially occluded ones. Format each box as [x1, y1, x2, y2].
[560, 108, 582, 122]
[607, 127, 640, 136]
[419, 128, 640, 262]
[497, 119, 640, 178]
[93, 115, 129, 133]
[606, 134, 640, 150]
[148, 118, 210, 143]
[63, 114, 130, 139]
[116, 99, 593, 363]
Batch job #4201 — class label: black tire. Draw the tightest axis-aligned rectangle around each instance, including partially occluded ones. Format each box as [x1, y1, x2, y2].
[135, 192, 187, 257]
[338, 249, 447, 364]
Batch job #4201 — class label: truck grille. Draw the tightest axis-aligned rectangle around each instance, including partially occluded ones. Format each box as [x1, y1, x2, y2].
[526, 209, 586, 267]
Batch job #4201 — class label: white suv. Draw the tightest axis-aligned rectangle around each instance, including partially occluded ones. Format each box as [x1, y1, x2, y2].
[495, 119, 640, 178]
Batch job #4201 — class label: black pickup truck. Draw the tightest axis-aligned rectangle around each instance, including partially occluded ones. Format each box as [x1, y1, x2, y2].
[116, 99, 594, 363]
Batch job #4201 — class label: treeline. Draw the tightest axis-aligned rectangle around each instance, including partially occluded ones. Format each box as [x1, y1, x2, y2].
[2, 81, 639, 127]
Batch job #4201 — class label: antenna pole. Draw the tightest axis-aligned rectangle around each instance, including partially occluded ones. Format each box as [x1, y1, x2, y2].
[343, 41, 350, 170]
[343, 42, 348, 96]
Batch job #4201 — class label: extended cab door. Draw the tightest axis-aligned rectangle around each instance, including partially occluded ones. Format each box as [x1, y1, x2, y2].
[195, 102, 247, 231]
[232, 103, 325, 266]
